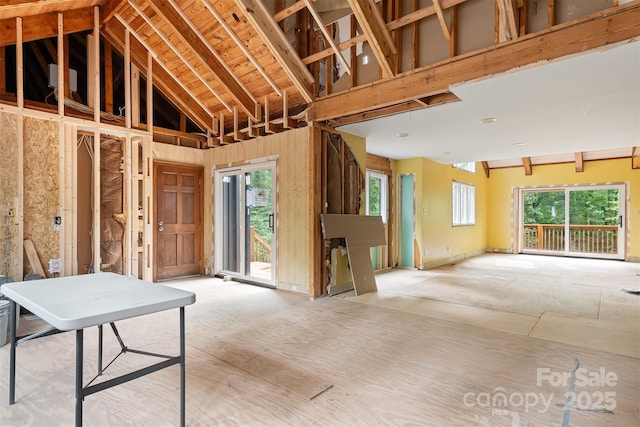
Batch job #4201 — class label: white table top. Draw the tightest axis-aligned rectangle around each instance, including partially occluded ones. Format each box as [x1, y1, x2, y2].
[0, 273, 195, 331]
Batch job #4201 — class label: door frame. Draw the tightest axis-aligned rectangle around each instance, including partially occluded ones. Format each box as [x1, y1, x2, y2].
[518, 183, 627, 260]
[213, 160, 277, 287]
[153, 161, 204, 282]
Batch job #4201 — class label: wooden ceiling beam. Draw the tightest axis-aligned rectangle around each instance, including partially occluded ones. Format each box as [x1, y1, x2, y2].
[311, 2, 640, 121]
[0, 7, 94, 46]
[481, 161, 490, 178]
[144, 0, 259, 121]
[632, 146, 640, 169]
[274, 0, 309, 22]
[522, 157, 532, 175]
[347, 0, 396, 79]
[102, 0, 128, 25]
[235, 0, 314, 103]
[0, 0, 100, 20]
[105, 18, 213, 132]
[575, 152, 584, 172]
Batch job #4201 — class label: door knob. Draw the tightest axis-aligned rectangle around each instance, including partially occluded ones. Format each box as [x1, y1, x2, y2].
[158, 221, 164, 232]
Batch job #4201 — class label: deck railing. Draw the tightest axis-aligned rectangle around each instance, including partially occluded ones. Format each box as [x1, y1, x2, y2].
[249, 226, 271, 263]
[523, 224, 618, 254]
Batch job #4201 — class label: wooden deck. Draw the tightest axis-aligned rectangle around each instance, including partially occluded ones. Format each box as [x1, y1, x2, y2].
[1, 254, 638, 426]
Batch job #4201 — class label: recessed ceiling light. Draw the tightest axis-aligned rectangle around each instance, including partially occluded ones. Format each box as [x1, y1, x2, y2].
[480, 117, 497, 124]
[397, 132, 409, 138]
[512, 142, 526, 147]
[442, 151, 451, 155]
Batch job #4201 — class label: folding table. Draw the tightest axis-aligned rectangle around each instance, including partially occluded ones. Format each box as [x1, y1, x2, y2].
[1, 272, 196, 427]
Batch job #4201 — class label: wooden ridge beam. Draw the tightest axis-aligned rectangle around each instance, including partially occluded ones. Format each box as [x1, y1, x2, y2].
[347, 0, 396, 79]
[311, 3, 640, 121]
[144, 0, 259, 121]
[235, 0, 314, 103]
[0, 7, 94, 46]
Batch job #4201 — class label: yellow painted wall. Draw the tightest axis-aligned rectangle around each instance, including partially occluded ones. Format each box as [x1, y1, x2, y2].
[487, 159, 640, 259]
[392, 158, 488, 269]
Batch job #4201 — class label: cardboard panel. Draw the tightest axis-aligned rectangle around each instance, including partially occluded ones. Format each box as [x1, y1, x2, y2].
[320, 214, 385, 295]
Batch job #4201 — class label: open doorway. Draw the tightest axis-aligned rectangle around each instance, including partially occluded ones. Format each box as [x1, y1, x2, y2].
[519, 184, 626, 260]
[214, 161, 276, 287]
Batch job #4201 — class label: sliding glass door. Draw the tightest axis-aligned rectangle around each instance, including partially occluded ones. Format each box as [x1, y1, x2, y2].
[521, 184, 625, 260]
[215, 162, 276, 286]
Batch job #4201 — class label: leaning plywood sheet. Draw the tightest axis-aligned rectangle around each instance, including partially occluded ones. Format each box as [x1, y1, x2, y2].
[320, 214, 386, 296]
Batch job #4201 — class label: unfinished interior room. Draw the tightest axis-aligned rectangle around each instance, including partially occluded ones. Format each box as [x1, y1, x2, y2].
[0, 0, 638, 425]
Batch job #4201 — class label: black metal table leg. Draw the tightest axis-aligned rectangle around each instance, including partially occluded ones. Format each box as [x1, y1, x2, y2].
[98, 324, 103, 375]
[76, 329, 84, 427]
[9, 300, 16, 405]
[180, 307, 185, 427]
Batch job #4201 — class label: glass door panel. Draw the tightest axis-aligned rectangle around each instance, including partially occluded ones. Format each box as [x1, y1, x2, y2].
[522, 190, 566, 254]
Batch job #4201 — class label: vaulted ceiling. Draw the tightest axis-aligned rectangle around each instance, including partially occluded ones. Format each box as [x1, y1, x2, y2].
[0, 0, 639, 166]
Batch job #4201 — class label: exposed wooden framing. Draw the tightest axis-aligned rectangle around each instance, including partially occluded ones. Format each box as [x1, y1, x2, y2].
[179, 112, 186, 133]
[394, 1, 401, 74]
[131, 63, 140, 127]
[235, 0, 314, 103]
[124, 28, 131, 128]
[275, 0, 285, 31]
[112, 14, 215, 130]
[57, 13, 64, 116]
[219, 112, 232, 144]
[151, 0, 259, 119]
[274, 0, 308, 22]
[93, 128, 101, 272]
[264, 96, 274, 134]
[450, 4, 458, 57]
[92, 6, 99, 123]
[305, 0, 350, 76]
[313, 121, 339, 135]
[494, 0, 500, 43]
[86, 34, 96, 108]
[303, 0, 468, 65]
[312, 4, 640, 121]
[631, 146, 640, 169]
[350, 15, 357, 87]
[522, 157, 532, 175]
[0, 8, 94, 47]
[347, 0, 396, 78]
[366, 153, 391, 175]
[233, 107, 248, 141]
[200, 0, 281, 97]
[575, 152, 584, 172]
[519, 0, 527, 37]
[283, 90, 295, 129]
[497, 0, 518, 41]
[102, 0, 129, 24]
[146, 51, 153, 132]
[67, 123, 76, 275]
[104, 41, 113, 114]
[325, 24, 334, 95]
[432, 0, 451, 40]
[0, 47, 5, 94]
[127, 0, 232, 113]
[309, 124, 322, 298]
[411, 0, 418, 68]
[548, 0, 555, 27]
[481, 161, 490, 178]
[63, 35, 70, 98]
[124, 134, 132, 275]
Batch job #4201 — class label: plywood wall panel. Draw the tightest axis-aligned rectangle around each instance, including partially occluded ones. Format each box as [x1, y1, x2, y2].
[0, 111, 20, 280]
[23, 116, 59, 278]
[208, 128, 311, 293]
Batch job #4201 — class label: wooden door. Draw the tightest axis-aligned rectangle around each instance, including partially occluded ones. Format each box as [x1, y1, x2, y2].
[154, 163, 203, 280]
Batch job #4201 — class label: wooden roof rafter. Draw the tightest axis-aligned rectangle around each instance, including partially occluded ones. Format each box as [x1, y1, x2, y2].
[141, 0, 259, 121]
[431, 0, 451, 41]
[235, 0, 315, 103]
[126, 0, 232, 112]
[199, 0, 282, 97]
[110, 13, 215, 132]
[346, 0, 397, 79]
[496, 0, 518, 41]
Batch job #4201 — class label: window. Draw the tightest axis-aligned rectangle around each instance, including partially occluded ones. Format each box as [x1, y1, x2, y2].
[366, 170, 388, 223]
[452, 181, 475, 226]
[453, 162, 476, 173]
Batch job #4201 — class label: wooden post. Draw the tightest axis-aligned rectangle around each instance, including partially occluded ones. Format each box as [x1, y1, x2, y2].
[16, 18, 23, 108]
[131, 64, 140, 128]
[93, 6, 101, 272]
[537, 224, 543, 250]
[125, 29, 131, 128]
[147, 51, 153, 133]
[57, 13, 64, 116]
[104, 41, 113, 114]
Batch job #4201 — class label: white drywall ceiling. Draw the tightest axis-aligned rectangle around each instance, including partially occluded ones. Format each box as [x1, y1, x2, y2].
[338, 39, 640, 164]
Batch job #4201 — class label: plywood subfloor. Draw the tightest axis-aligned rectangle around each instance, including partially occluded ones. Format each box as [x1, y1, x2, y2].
[0, 254, 638, 426]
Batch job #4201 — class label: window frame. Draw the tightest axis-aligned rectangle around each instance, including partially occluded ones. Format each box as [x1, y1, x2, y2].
[366, 170, 388, 223]
[452, 181, 476, 226]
